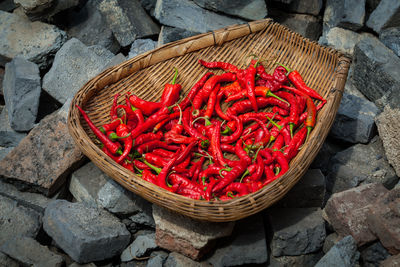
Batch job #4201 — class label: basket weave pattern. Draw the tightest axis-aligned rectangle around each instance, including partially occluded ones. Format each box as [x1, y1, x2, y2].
[68, 19, 350, 222]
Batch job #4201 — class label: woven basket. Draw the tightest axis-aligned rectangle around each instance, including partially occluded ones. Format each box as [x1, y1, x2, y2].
[68, 19, 350, 222]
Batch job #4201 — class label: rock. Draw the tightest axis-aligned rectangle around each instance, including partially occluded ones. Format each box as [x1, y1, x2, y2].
[376, 106, 400, 177]
[0, 0, 16, 11]
[153, 204, 234, 260]
[0, 236, 64, 267]
[344, 66, 368, 100]
[88, 45, 115, 62]
[323, 0, 365, 31]
[329, 92, 378, 144]
[164, 252, 211, 267]
[192, 0, 268, 21]
[315, 235, 360, 267]
[207, 214, 268, 267]
[360, 242, 390, 267]
[13, 0, 52, 17]
[3, 57, 41, 132]
[146, 251, 168, 267]
[380, 27, 400, 57]
[318, 27, 372, 56]
[140, 0, 156, 13]
[0, 67, 4, 94]
[0, 11, 66, 69]
[327, 136, 398, 193]
[275, 169, 326, 208]
[43, 200, 131, 263]
[366, 188, 400, 254]
[68, 264, 97, 267]
[42, 38, 114, 105]
[381, 254, 400, 267]
[286, 0, 323, 16]
[269, 252, 323, 267]
[310, 138, 345, 174]
[99, 0, 159, 47]
[352, 35, 400, 110]
[366, 0, 400, 33]
[17, 0, 79, 21]
[323, 232, 340, 253]
[269, 10, 322, 41]
[0, 195, 42, 244]
[105, 53, 126, 69]
[0, 101, 85, 196]
[268, 208, 326, 256]
[323, 183, 388, 245]
[158, 26, 201, 46]
[121, 233, 157, 262]
[0, 108, 26, 147]
[0, 252, 19, 267]
[0, 180, 50, 213]
[0, 147, 13, 161]
[154, 0, 245, 33]
[70, 162, 150, 215]
[128, 39, 157, 59]
[129, 205, 155, 228]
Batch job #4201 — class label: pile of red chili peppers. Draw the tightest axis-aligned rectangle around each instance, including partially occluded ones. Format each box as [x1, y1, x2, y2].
[77, 58, 326, 201]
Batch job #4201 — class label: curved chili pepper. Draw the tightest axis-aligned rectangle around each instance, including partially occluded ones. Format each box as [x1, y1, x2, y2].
[273, 66, 289, 84]
[156, 148, 182, 190]
[198, 59, 239, 73]
[274, 91, 299, 137]
[161, 68, 181, 107]
[227, 97, 290, 117]
[141, 169, 157, 184]
[212, 159, 248, 193]
[284, 126, 307, 161]
[128, 94, 162, 116]
[110, 93, 120, 121]
[130, 106, 170, 140]
[221, 115, 243, 144]
[246, 155, 264, 182]
[272, 150, 289, 178]
[182, 108, 208, 145]
[244, 65, 258, 112]
[215, 90, 231, 121]
[272, 106, 289, 116]
[271, 134, 284, 151]
[260, 148, 274, 165]
[204, 84, 220, 119]
[115, 123, 133, 163]
[126, 95, 145, 127]
[134, 159, 151, 171]
[137, 140, 179, 154]
[235, 139, 252, 165]
[134, 132, 163, 148]
[210, 121, 228, 167]
[223, 182, 249, 196]
[99, 118, 122, 134]
[220, 143, 236, 154]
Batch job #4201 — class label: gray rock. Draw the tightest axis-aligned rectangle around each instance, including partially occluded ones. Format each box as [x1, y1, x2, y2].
[323, 232, 340, 253]
[268, 208, 326, 256]
[0, 0, 16, 11]
[0, 236, 64, 267]
[285, 0, 323, 16]
[154, 0, 245, 33]
[164, 252, 211, 267]
[68, 263, 97, 267]
[129, 205, 155, 228]
[104, 53, 126, 69]
[361, 242, 390, 267]
[70, 162, 150, 215]
[140, 0, 156, 13]
[276, 169, 326, 208]
[269, 252, 323, 267]
[0, 67, 4, 95]
[88, 45, 115, 61]
[352, 35, 400, 109]
[67, 0, 120, 54]
[0, 147, 13, 161]
[99, 0, 160, 47]
[13, 0, 53, 18]
[318, 27, 372, 56]
[270, 10, 322, 41]
[0, 195, 42, 244]
[146, 251, 168, 267]
[3, 57, 41, 132]
[42, 38, 114, 105]
[192, 0, 268, 21]
[344, 66, 368, 99]
[0, 11, 66, 69]
[327, 136, 398, 193]
[20, 0, 79, 21]
[128, 39, 157, 59]
[121, 233, 157, 262]
[380, 27, 400, 57]
[43, 200, 131, 263]
[0, 108, 26, 147]
[158, 26, 201, 46]
[207, 214, 268, 267]
[330, 92, 379, 143]
[0, 252, 19, 267]
[315, 236, 360, 267]
[323, 0, 366, 31]
[310, 138, 345, 174]
[366, 0, 400, 33]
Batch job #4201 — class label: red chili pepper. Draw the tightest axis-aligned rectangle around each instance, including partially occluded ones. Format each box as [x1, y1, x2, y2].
[141, 169, 157, 184]
[110, 93, 120, 121]
[221, 115, 243, 144]
[137, 140, 179, 154]
[102, 146, 120, 161]
[273, 150, 289, 178]
[161, 68, 181, 107]
[260, 148, 274, 165]
[182, 108, 209, 147]
[134, 131, 163, 147]
[134, 159, 151, 171]
[126, 95, 144, 127]
[284, 126, 307, 161]
[115, 123, 133, 163]
[152, 148, 175, 158]
[212, 159, 248, 193]
[227, 97, 290, 117]
[223, 182, 249, 196]
[244, 65, 258, 112]
[235, 139, 252, 165]
[156, 148, 182, 190]
[246, 155, 264, 182]
[274, 91, 299, 137]
[220, 143, 236, 154]
[130, 106, 170, 140]
[128, 94, 162, 116]
[271, 134, 284, 151]
[210, 121, 228, 167]
[204, 84, 220, 119]
[272, 106, 289, 116]
[198, 59, 239, 73]
[99, 118, 122, 134]
[273, 66, 289, 84]
[214, 90, 231, 121]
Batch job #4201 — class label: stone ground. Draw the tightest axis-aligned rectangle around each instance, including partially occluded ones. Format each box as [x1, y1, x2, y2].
[1, 0, 400, 266]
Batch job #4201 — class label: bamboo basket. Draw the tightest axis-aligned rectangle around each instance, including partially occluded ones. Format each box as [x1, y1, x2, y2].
[68, 19, 350, 222]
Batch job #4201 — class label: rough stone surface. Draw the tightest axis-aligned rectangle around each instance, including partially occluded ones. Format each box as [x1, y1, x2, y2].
[42, 38, 114, 105]
[0, 195, 42, 244]
[0, 11, 66, 69]
[207, 214, 268, 267]
[329, 92, 378, 143]
[366, 188, 400, 254]
[0, 102, 85, 196]
[381, 254, 400, 267]
[285, 0, 323, 16]
[154, 0, 245, 33]
[366, 0, 400, 33]
[121, 233, 157, 262]
[0, 236, 64, 267]
[360, 242, 390, 267]
[128, 39, 157, 59]
[270, 10, 322, 41]
[13, 0, 52, 17]
[17, 0, 79, 21]
[129, 204, 155, 228]
[0, 251, 19, 267]
[3, 57, 41, 132]
[43, 200, 131, 263]
[192, 0, 268, 20]
[315, 235, 360, 267]
[380, 27, 400, 57]
[158, 26, 200, 46]
[275, 169, 326, 208]
[269, 252, 323, 267]
[0, 108, 26, 147]
[70, 162, 150, 215]
[104, 53, 126, 69]
[327, 136, 398, 193]
[319, 27, 372, 56]
[323, 0, 366, 31]
[0, 147, 13, 161]
[268, 208, 326, 256]
[310, 138, 344, 174]
[153, 204, 234, 260]
[164, 252, 211, 267]
[352, 35, 400, 110]
[376, 106, 400, 177]
[323, 183, 388, 245]
[99, 0, 160, 47]
[323, 232, 340, 253]
[0, 0, 16, 11]
[147, 251, 168, 267]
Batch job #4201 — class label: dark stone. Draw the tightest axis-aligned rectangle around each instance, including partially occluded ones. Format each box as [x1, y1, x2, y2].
[323, 232, 340, 253]
[158, 26, 201, 46]
[18, 0, 79, 22]
[0, 0, 16, 11]
[380, 27, 400, 57]
[315, 236, 360, 267]
[128, 39, 157, 59]
[0, 108, 26, 147]
[310, 138, 344, 174]
[164, 252, 210, 267]
[360, 242, 390, 267]
[381, 254, 400, 267]
[286, 0, 323, 16]
[146, 251, 168, 267]
[366, 0, 400, 33]
[323, 0, 366, 31]
[120, 233, 157, 262]
[269, 252, 323, 267]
